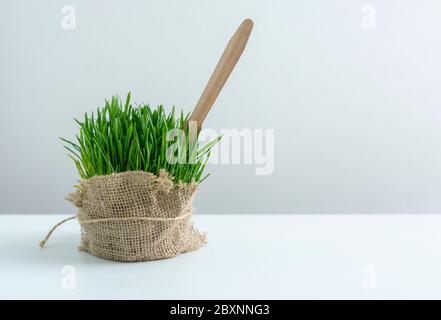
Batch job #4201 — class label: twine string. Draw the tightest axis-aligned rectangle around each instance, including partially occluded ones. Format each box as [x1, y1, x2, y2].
[39, 216, 77, 248]
[38, 210, 192, 248]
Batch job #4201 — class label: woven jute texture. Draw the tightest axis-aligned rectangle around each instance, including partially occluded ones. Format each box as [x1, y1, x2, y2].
[67, 170, 207, 262]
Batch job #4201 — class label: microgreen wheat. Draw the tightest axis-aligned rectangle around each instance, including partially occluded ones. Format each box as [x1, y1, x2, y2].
[61, 93, 220, 183]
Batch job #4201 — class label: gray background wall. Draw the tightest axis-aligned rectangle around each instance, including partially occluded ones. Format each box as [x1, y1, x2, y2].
[1, 0, 441, 214]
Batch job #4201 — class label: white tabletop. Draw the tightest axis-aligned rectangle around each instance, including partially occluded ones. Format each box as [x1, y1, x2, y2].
[1, 214, 440, 299]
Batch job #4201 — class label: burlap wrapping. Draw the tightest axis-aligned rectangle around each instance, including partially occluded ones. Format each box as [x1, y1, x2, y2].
[66, 170, 207, 262]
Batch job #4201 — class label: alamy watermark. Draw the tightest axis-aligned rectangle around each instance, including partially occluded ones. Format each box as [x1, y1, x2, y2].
[361, 265, 376, 291]
[61, 265, 76, 290]
[361, 5, 376, 30]
[166, 121, 275, 176]
[61, 5, 76, 30]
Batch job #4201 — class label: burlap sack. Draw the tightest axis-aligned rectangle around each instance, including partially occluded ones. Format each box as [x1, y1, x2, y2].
[64, 170, 207, 262]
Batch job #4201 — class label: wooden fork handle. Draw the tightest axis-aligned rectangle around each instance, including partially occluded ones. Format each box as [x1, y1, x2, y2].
[188, 19, 254, 129]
